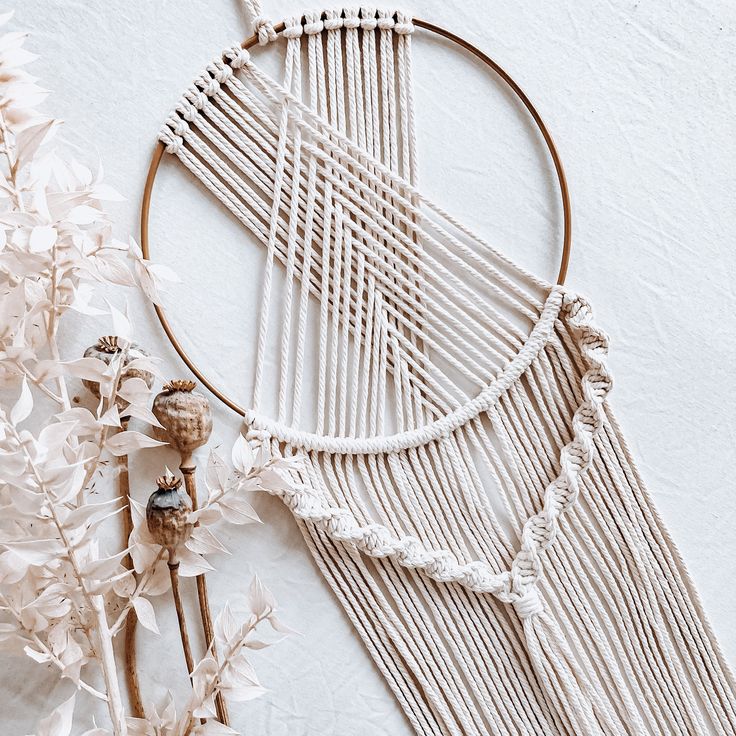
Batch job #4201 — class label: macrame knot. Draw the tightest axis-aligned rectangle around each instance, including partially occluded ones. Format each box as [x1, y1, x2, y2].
[512, 587, 543, 620]
[359, 7, 377, 30]
[343, 9, 361, 30]
[327, 508, 356, 539]
[363, 524, 394, 556]
[254, 16, 277, 45]
[463, 560, 494, 592]
[425, 550, 455, 581]
[376, 10, 395, 31]
[394, 12, 414, 34]
[243, 409, 272, 445]
[196, 73, 220, 98]
[324, 10, 343, 31]
[225, 44, 251, 69]
[185, 86, 209, 110]
[159, 126, 182, 155]
[303, 12, 324, 34]
[248, 428, 271, 444]
[561, 291, 591, 325]
[207, 60, 233, 84]
[282, 18, 303, 39]
[167, 114, 188, 138]
[176, 99, 198, 123]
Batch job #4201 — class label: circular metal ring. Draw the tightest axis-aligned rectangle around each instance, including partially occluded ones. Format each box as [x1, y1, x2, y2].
[140, 16, 572, 417]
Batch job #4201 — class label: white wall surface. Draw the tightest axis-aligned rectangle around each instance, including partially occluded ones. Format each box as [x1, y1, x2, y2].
[3, 1, 735, 733]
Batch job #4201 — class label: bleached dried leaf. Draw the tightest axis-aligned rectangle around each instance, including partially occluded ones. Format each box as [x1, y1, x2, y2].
[222, 682, 268, 703]
[258, 467, 292, 492]
[117, 376, 152, 406]
[231, 434, 253, 475]
[90, 183, 125, 202]
[83, 550, 129, 581]
[268, 614, 299, 636]
[122, 403, 164, 428]
[186, 526, 229, 556]
[124, 355, 165, 380]
[177, 547, 214, 578]
[35, 692, 75, 736]
[133, 596, 159, 635]
[105, 299, 132, 341]
[205, 449, 228, 495]
[91, 253, 136, 286]
[46, 357, 108, 382]
[219, 496, 260, 526]
[69, 282, 107, 316]
[35, 420, 78, 463]
[247, 575, 276, 618]
[142, 558, 171, 596]
[10, 377, 32, 424]
[105, 430, 167, 456]
[214, 603, 238, 647]
[99, 404, 121, 427]
[28, 224, 57, 252]
[67, 204, 100, 225]
[14, 119, 56, 172]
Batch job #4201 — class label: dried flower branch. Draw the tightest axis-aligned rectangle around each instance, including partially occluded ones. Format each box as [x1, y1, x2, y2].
[0, 11, 297, 736]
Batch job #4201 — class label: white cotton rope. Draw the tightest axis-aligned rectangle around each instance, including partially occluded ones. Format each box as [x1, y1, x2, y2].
[159, 8, 736, 734]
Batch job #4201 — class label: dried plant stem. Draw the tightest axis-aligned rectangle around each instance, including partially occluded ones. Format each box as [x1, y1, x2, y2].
[169, 561, 195, 676]
[92, 596, 129, 736]
[181, 461, 230, 726]
[168, 560, 205, 729]
[117, 418, 145, 720]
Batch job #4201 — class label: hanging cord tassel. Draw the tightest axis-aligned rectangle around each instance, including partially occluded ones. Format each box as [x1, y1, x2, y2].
[241, 0, 277, 45]
[513, 588, 642, 735]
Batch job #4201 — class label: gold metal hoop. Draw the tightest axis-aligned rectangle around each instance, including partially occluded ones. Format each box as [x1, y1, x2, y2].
[140, 16, 573, 417]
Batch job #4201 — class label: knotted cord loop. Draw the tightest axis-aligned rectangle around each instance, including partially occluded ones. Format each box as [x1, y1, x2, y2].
[512, 587, 544, 620]
[241, 0, 277, 44]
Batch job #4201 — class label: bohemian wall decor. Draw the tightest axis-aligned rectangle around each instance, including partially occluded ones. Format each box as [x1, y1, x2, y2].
[139, 3, 736, 735]
[2, 3, 733, 736]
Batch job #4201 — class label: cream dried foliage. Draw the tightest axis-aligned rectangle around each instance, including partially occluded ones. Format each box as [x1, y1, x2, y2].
[0, 11, 296, 736]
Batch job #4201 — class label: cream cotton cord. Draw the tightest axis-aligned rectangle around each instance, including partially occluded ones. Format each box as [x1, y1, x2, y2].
[157, 9, 736, 734]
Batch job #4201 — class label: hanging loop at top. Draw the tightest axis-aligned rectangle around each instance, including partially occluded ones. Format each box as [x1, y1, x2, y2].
[241, 0, 277, 44]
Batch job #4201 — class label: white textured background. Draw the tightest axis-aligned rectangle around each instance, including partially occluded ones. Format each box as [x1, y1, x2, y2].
[4, 1, 736, 733]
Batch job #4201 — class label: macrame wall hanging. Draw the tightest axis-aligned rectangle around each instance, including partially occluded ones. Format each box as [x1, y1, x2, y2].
[141, 5, 736, 734]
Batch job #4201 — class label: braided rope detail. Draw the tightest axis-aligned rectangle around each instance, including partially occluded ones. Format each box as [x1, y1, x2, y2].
[271, 482, 510, 594]
[509, 291, 612, 602]
[256, 289, 612, 615]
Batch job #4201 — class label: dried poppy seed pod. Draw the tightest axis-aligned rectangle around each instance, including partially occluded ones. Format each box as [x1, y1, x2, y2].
[82, 335, 154, 398]
[146, 473, 192, 564]
[152, 380, 213, 462]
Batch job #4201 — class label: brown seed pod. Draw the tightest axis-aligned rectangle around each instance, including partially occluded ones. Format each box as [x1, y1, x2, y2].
[82, 335, 154, 399]
[152, 380, 213, 459]
[146, 473, 192, 562]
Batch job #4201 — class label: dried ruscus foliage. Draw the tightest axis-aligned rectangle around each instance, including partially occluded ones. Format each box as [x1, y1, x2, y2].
[0, 13, 297, 735]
